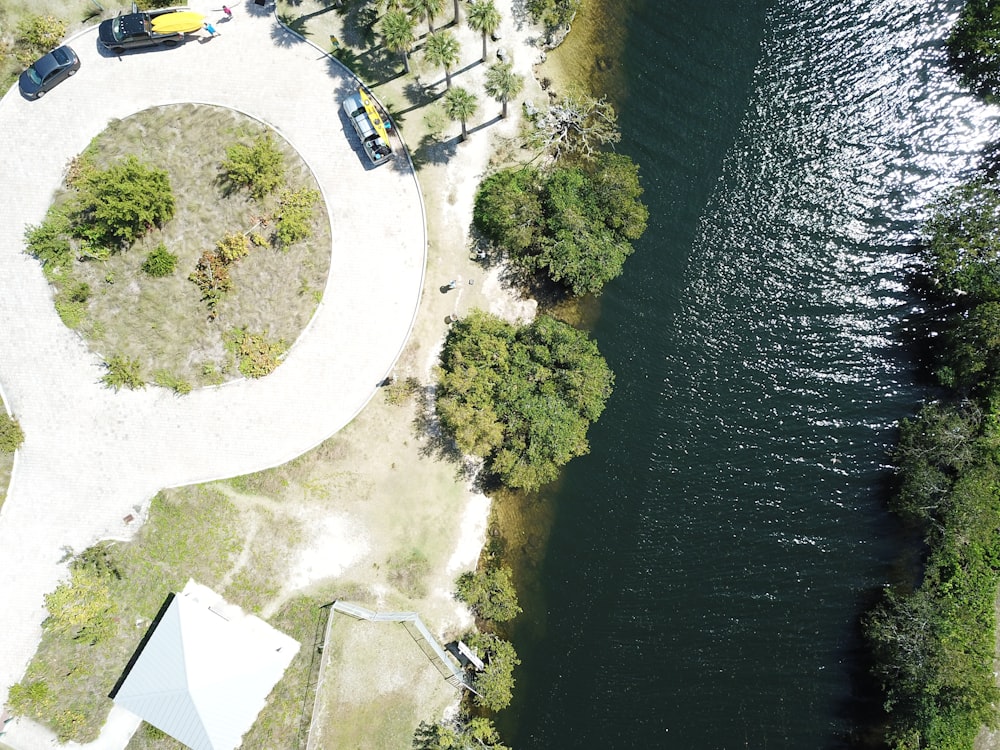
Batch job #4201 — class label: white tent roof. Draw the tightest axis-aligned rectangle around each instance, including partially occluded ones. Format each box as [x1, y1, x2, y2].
[110, 581, 299, 750]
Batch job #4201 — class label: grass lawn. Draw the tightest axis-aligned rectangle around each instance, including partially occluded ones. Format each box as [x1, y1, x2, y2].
[36, 104, 331, 389]
[13, 387, 476, 747]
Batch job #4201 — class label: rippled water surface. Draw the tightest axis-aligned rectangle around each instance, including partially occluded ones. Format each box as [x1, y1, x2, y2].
[510, 0, 999, 747]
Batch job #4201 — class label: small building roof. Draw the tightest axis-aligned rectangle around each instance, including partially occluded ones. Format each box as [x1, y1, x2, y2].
[110, 581, 299, 750]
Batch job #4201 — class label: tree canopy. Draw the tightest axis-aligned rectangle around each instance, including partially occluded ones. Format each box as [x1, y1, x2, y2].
[436, 310, 613, 490]
[464, 632, 520, 711]
[455, 565, 521, 622]
[473, 153, 648, 295]
[947, 0, 1000, 100]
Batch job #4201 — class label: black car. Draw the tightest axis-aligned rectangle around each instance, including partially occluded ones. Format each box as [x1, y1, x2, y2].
[98, 5, 191, 53]
[19, 46, 80, 100]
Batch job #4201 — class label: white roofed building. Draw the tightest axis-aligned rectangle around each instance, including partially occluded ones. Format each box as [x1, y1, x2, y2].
[110, 580, 300, 750]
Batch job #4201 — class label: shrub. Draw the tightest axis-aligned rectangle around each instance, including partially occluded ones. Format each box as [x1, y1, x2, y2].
[7, 680, 54, 719]
[224, 328, 285, 379]
[15, 15, 66, 64]
[24, 211, 73, 269]
[221, 133, 286, 200]
[275, 188, 319, 247]
[216, 232, 250, 263]
[189, 250, 233, 309]
[0, 412, 25, 453]
[101, 355, 145, 391]
[141, 243, 178, 277]
[54, 282, 91, 329]
[75, 155, 175, 248]
[153, 370, 192, 395]
[526, 0, 580, 29]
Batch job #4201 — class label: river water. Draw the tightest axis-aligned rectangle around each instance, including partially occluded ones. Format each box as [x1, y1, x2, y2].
[508, 0, 999, 747]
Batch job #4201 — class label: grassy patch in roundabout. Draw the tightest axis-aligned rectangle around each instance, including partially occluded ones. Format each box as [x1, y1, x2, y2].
[24, 104, 331, 390]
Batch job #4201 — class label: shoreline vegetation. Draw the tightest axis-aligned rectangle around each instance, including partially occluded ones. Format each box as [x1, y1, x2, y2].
[864, 5, 1000, 749]
[0, 0, 644, 749]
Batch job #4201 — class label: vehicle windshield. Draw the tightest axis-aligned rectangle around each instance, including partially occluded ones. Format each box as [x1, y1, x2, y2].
[26, 66, 42, 85]
[112, 17, 126, 41]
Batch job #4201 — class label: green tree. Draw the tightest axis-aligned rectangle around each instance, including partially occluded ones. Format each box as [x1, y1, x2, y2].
[382, 8, 417, 73]
[475, 155, 647, 295]
[75, 156, 175, 248]
[924, 180, 1000, 303]
[465, 632, 520, 711]
[406, 0, 445, 34]
[455, 565, 521, 621]
[436, 310, 613, 489]
[466, 0, 501, 62]
[443, 86, 478, 141]
[424, 30, 461, 90]
[484, 61, 524, 119]
[947, 0, 1000, 100]
[473, 166, 544, 253]
[221, 132, 286, 200]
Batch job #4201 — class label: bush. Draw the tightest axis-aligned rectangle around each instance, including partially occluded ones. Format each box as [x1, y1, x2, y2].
[275, 187, 319, 247]
[54, 282, 91, 329]
[24, 211, 73, 269]
[526, 0, 580, 28]
[101, 355, 145, 391]
[216, 232, 250, 263]
[14, 15, 67, 64]
[141, 243, 178, 277]
[153, 370, 192, 395]
[221, 132, 286, 200]
[189, 250, 233, 309]
[224, 328, 285, 378]
[75, 155, 175, 248]
[0, 412, 25, 453]
[7, 680, 54, 720]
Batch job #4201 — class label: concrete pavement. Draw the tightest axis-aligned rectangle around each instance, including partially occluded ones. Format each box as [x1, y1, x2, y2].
[0, 0, 425, 729]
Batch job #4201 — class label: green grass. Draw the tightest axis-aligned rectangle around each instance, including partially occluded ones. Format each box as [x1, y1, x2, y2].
[0, 397, 18, 511]
[32, 104, 331, 390]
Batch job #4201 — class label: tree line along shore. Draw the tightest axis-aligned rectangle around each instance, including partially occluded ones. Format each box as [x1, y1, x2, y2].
[863, 3, 1000, 748]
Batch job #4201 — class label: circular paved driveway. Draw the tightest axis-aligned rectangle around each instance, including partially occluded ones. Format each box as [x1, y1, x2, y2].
[0, 3, 425, 703]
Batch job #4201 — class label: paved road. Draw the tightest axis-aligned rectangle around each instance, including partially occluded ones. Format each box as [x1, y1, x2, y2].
[0, 1, 425, 712]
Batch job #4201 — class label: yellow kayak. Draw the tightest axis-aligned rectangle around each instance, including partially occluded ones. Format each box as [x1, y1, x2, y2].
[150, 11, 205, 34]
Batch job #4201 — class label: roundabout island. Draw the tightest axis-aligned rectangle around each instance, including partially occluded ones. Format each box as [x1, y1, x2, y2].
[0, 0, 425, 711]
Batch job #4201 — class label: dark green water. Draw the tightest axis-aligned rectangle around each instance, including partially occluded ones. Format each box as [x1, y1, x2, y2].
[509, 0, 1000, 747]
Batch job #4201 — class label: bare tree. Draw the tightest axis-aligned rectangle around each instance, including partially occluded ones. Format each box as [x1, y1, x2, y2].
[528, 90, 621, 162]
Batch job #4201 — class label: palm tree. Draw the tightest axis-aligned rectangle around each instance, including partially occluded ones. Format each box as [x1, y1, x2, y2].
[484, 61, 524, 119]
[444, 86, 479, 141]
[381, 9, 416, 73]
[466, 0, 501, 63]
[406, 0, 445, 35]
[424, 30, 461, 89]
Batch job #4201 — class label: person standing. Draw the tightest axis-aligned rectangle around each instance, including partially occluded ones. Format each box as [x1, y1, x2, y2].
[204, 21, 219, 37]
[222, 5, 233, 19]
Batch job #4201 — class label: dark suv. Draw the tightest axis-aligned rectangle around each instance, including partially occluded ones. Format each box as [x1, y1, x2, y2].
[98, 4, 193, 53]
